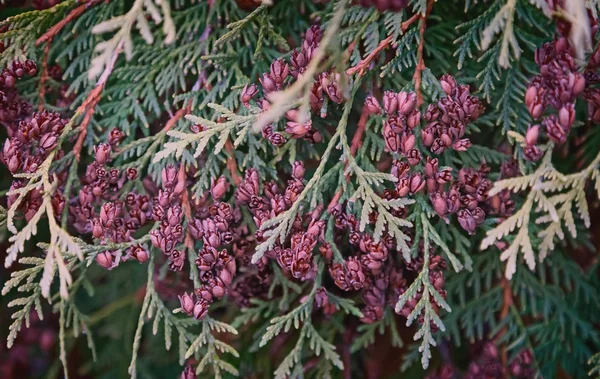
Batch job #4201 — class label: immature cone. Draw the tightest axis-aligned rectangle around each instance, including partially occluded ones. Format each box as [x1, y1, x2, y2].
[365, 96, 381, 114]
[193, 299, 210, 320]
[96, 251, 114, 269]
[525, 125, 539, 146]
[241, 84, 258, 105]
[211, 176, 229, 200]
[179, 293, 195, 316]
[129, 245, 149, 263]
[180, 365, 197, 379]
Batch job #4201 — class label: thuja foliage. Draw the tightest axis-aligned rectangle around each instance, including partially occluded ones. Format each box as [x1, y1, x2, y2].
[2, 0, 600, 378]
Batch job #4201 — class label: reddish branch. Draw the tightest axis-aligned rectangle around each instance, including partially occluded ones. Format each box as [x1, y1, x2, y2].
[164, 103, 192, 134]
[342, 326, 353, 379]
[38, 43, 50, 111]
[346, 13, 420, 77]
[36, 0, 104, 110]
[163, 103, 196, 254]
[225, 140, 243, 185]
[497, 278, 514, 372]
[36, 0, 105, 46]
[180, 162, 196, 254]
[413, 1, 435, 106]
[327, 105, 371, 212]
[73, 41, 123, 160]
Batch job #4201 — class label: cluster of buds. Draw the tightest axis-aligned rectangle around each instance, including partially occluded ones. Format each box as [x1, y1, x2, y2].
[354, 0, 408, 12]
[0, 60, 37, 89]
[228, 268, 272, 308]
[238, 163, 306, 225]
[388, 157, 492, 234]
[0, 85, 31, 127]
[0, 60, 36, 129]
[93, 201, 150, 270]
[464, 342, 505, 379]
[150, 165, 186, 271]
[82, 134, 130, 197]
[396, 254, 447, 330]
[3, 110, 68, 224]
[1, 60, 77, 229]
[429, 164, 492, 234]
[241, 25, 347, 146]
[236, 166, 305, 224]
[178, 248, 237, 320]
[194, 245, 236, 303]
[190, 180, 238, 314]
[329, 256, 366, 291]
[193, 178, 273, 309]
[332, 203, 396, 268]
[0, 61, 71, 134]
[188, 177, 234, 249]
[359, 272, 388, 323]
[275, 218, 324, 280]
[70, 131, 133, 232]
[524, 37, 586, 160]
[87, 137, 151, 270]
[486, 162, 517, 218]
[368, 76, 491, 234]
[2, 110, 66, 174]
[328, 206, 398, 323]
[421, 75, 484, 155]
[235, 162, 328, 281]
[377, 90, 422, 154]
[6, 179, 63, 223]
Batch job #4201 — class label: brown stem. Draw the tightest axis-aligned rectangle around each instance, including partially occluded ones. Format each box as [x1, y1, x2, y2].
[171, 98, 199, 259]
[35, 0, 105, 47]
[38, 43, 50, 111]
[413, 2, 435, 106]
[327, 105, 371, 212]
[73, 41, 123, 160]
[180, 162, 195, 254]
[497, 278, 514, 373]
[346, 13, 420, 77]
[164, 103, 192, 134]
[342, 325, 353, 379]
[224, 140, 243, 185]
[36, 0, 104, 111]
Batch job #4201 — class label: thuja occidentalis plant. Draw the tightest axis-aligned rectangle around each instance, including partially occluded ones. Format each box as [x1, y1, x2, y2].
[2, 0, 600, 378]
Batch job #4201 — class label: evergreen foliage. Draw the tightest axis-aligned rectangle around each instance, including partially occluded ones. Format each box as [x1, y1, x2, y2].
[1, 0, 600, 378]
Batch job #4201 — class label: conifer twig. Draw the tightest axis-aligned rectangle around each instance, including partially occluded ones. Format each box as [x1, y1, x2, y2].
[253, 0, 348, 132]
[38, 43, 50, 111]
[413, 0, 435, 106]
[73, 40, 123, 160]
[35, 0, 105, 46]
[164, 103, 193, 133]
[35, 0, 105, 111]
[225, 139, 242, 185]
[346, 13, 419, 77]
[180, 162, 196, 257]
[328, 104, 371, 211]
[497, 278, 514, 370]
